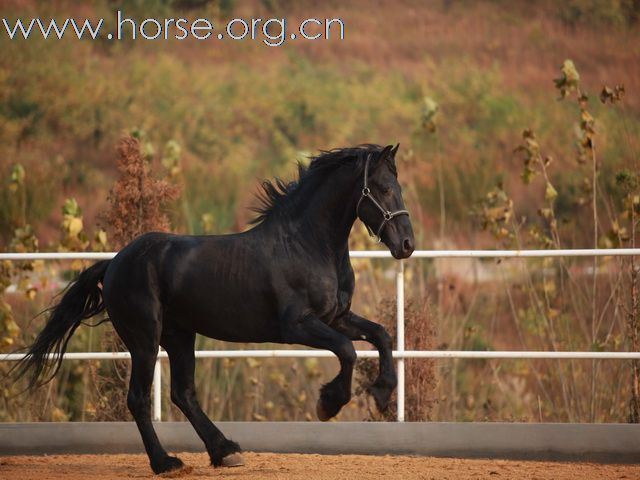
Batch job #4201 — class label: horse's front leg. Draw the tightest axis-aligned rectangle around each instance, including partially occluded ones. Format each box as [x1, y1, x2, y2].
[281, 312, 356, 421]
[332, 312, 397, 413]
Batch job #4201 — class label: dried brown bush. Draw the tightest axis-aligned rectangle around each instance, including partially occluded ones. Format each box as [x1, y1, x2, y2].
[103, 136, 181, 249]
[355, 297, 438, 421]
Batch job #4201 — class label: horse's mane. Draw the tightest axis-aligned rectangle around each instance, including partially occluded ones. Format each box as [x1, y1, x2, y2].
[250, 144, 385, 225]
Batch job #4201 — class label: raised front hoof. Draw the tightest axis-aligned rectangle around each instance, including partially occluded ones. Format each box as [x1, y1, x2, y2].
[316, 382, 350, 421]
[222, 453, 245, 467]
[316, 397, 342, 421]
[316, 399, 331, 421]
[368, 382, 394, 413]
[151, 455, 188, 476]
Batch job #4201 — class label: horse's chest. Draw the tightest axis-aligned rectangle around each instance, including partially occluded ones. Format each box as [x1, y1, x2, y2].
[307, 274, 352, 322]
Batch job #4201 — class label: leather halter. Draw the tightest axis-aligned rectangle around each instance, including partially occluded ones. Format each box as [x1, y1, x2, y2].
[356, 154, 410, 243]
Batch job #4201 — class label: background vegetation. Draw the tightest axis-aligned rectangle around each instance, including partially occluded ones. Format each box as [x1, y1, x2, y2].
[1, 0, 640, 423]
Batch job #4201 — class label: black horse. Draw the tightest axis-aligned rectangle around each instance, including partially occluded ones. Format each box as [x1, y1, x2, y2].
[12, 143, 415, 474]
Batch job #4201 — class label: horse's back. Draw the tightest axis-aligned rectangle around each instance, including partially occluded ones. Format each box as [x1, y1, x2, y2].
[103, 231, 281, 343]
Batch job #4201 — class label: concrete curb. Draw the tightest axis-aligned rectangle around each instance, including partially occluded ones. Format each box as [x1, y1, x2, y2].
[1, 422, 638, 463]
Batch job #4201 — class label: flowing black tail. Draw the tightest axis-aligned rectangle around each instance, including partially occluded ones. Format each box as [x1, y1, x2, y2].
[11, 260, 111, 390]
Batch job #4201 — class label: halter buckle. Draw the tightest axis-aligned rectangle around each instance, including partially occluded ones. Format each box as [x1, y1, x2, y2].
[383, 211, 392, 221]
[362, 187, 370, 196]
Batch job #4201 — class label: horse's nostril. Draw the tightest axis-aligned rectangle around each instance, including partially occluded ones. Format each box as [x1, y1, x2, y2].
[403, 238, 414, 253]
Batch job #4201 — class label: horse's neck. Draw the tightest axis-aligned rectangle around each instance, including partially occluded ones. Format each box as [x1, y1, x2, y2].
[297, 174, 360, 256]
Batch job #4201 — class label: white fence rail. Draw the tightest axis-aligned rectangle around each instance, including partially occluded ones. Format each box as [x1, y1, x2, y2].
[1, 248, 640, 422]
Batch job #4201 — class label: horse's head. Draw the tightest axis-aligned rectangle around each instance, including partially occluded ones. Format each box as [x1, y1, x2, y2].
[356, 144, 415, 259]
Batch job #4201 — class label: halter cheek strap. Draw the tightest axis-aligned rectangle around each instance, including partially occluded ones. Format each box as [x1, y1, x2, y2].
[356, 154, 410, 243]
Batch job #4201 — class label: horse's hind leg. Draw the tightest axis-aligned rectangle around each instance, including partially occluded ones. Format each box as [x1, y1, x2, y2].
[127, 348, 185, 474]
[109, 301, 184, 474]
[161, 326, 243, 467]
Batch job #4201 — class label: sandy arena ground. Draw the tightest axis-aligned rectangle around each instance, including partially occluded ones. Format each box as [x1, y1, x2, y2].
[0, 452, 638, 480]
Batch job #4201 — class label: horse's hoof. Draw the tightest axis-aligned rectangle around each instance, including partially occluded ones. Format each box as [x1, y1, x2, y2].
[158, 465, 193, 478]
[368, 383, 393, 413]
[316, 400, 332, 421]
[153, 456, 190, 476]
[222, 453, 245, 467]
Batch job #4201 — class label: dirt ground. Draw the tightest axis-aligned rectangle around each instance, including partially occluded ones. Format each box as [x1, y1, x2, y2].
[0, 452, 639, 480]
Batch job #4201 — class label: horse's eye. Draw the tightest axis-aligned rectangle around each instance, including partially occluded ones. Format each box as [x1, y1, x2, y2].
[381, 187, 391, 195]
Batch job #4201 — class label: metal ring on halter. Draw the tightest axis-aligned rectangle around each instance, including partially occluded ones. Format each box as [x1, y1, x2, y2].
[356, 153, 410, 243]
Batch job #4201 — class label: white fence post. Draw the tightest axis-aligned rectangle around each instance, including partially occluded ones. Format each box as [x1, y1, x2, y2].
[153, 351, 162, 422]
[396, 259, 405, 422]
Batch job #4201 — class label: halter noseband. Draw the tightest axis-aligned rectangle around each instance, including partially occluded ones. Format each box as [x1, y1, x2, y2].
[356, 154, 410, 243]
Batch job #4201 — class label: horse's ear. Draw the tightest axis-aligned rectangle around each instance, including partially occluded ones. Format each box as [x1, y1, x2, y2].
[391, 143, 400, 158]
[379, 144, 394, 160]
[372, 145, 394, 170]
